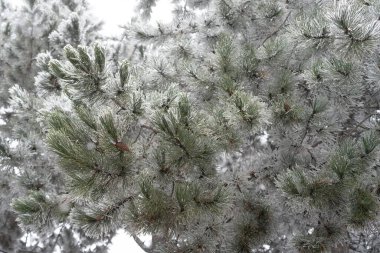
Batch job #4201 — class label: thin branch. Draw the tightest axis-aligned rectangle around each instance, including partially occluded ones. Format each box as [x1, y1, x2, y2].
[51, 225, 63, 252]
[298, 113, 313, 147]
[132, 234, 152, 253]
[95, 196, 133, 221]
[132, 127, 143, 144]
[346, 112, 377, 136]
[141, 124, 159, 134]
[260, 11, 292, 47]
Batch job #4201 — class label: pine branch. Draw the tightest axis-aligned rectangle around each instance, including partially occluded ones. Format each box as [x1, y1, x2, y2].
[173, 136, 191, 157]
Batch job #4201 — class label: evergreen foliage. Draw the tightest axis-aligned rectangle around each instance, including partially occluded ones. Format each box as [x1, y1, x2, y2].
[0, 0, 107, 252]
[4, 0, 380, 252]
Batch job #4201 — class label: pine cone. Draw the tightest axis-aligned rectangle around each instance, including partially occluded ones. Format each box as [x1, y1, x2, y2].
[284, 102, 291, 112]
[114, 141, 130, 152]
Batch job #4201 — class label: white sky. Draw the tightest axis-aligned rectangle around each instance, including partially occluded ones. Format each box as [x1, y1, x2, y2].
[108, 230, 146, 253]
[88, 0, 137, 36]
[89, 0, 174, 36]
[10, 0, 174, 36]
[8, 0, 175, 252]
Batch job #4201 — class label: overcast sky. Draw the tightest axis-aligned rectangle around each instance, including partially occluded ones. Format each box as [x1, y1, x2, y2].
[89, 0, 173, 36]
[11, 0, 173, 35]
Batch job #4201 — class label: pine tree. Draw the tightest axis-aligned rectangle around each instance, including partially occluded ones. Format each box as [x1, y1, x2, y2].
[0, 0, 107, 252]
[10, 0, 380, 252]
[0, 0, 12, 105]
[0, 0, 57, 103]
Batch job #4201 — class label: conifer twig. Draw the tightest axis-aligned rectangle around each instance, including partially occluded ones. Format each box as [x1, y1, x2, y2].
[95, 196, 133, 221]
[132, 234, 152, 253]
[346, 112, 377, 136]
[260, 11, 291, 47]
